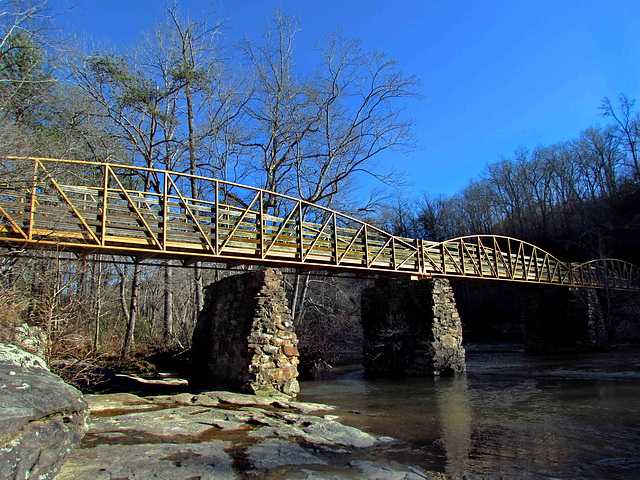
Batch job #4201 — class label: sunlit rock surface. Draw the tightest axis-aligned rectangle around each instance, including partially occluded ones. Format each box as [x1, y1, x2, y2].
[0, 343, 88, 480]
[58, 390, 435, 479]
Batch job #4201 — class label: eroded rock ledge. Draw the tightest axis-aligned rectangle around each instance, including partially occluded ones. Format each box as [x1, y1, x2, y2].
[0, 344, 89, 480]
[58, 390, 434, 480]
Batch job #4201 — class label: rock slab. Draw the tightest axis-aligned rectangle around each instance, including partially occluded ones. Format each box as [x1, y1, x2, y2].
[59, 391, 435, 480]
[0, 343, 89, 480]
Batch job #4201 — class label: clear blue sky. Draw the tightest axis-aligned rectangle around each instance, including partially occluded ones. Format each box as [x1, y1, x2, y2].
[48, 0, 640, 197]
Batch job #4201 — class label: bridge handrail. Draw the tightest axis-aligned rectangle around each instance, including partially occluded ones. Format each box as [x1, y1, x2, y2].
[1, 156, 638, 290]
[1, 155, 419, 252]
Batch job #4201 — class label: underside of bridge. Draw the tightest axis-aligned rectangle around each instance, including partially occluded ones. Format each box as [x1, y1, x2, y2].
[522, 287, 611, 353]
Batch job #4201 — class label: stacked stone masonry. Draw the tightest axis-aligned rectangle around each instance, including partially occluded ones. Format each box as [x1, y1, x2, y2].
[522, 287, 610, 353]
[190, 268, 300, 396]
[361, 277, 466, 376]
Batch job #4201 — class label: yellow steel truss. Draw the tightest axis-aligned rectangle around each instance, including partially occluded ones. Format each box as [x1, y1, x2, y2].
[0, 156, 638, 290]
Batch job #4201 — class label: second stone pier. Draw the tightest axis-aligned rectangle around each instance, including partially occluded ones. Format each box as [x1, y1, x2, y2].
[361, 277, 466, 376]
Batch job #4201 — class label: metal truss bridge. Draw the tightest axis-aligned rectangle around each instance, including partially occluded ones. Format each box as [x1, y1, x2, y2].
[0, 157, 638, 290]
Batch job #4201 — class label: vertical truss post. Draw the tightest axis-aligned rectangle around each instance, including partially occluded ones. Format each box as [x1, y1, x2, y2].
[392, 238, 397, 270]
[28, 160, 39, 240]
[493, 237, 499, 277]
[297, 202, 303, 261]
[507, 239, 514, 279]
[214, 180, 219, 255]
[259, 190, 264, 258]
[333, 213, 338, 265]
[101, 165, 109, 245]
[162, 172, 168, 250]
[364, 225, 370, 268]
[476, 238, 484, 277]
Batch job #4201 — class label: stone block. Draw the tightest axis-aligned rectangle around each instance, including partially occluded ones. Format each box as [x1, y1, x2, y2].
[283, 345, 300, 357]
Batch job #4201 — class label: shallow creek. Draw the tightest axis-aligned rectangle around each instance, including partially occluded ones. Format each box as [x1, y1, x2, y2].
[298, 344, 640, 479]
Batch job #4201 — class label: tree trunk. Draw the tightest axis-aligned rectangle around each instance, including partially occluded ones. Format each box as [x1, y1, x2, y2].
[291, 273, 310, 324]
[163, 260, 173, 342]
[121, 260, 141, 361]
[185, 79, 204, 316]
[93, 256, 102, 352]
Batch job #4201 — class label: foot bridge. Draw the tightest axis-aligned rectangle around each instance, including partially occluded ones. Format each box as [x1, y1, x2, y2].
[1, 157, 638, 394]
[0, 156, 637, 289]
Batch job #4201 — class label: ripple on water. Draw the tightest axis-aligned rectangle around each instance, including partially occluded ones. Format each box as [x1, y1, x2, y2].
[298, 346, 640, 479]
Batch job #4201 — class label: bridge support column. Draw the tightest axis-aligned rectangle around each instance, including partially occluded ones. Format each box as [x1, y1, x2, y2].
[189, 268, 300, 397]
[361, 278, 465, 376]
[522, 287, 609, 353]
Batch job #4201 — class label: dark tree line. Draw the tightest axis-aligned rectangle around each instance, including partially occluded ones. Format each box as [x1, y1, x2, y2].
[381, 94, 640, 265]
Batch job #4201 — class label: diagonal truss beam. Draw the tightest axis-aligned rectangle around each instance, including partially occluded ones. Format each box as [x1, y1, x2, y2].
[0, 157, 638, 290]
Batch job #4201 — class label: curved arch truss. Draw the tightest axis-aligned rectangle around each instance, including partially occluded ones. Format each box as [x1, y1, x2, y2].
[0, 157, 638, 290]
[422, 236, 639, 289]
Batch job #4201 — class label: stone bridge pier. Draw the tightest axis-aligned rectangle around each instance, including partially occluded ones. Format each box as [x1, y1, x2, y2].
[190, 268, 300, 397]
[522, 287, 610, 353]
[361, 278, 466, 376]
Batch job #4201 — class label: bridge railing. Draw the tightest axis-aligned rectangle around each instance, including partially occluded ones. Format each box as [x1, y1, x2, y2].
[0, 156, 422, 274]
[0, 157, 638, 290]
[420, 235, 640, 290]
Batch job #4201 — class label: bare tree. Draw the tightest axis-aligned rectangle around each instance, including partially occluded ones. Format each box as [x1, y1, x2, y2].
[240, 11, 419, 214]
[601, 94, 640, 179]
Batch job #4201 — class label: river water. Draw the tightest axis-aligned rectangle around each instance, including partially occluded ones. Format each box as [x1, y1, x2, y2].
[297, 344, 640, 480]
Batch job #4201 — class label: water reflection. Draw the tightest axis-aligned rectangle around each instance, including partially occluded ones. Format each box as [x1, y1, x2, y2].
[299, 346, 640, 479]
[434, 375, 471, 478]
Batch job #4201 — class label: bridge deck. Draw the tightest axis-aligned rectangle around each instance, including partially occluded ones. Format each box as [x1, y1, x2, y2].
[0, 157, 638, 290]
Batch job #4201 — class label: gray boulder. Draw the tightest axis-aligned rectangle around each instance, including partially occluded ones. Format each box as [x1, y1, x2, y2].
[0, 343, 89, 480]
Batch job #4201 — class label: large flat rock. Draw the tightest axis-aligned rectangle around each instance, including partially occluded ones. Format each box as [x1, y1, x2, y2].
[58, 390, 436, 479]
[58, 442, 235, 480]
[0, 343, 89, 480]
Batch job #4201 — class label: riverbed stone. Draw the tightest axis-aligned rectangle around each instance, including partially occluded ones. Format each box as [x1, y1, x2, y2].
[57, 442, 234, 480]
[300, 417, 378, 448]
[350, 460, 432, 479]
[84, 392, 154, 412]
[0, 343, 88, 480]
[248, 438, 327, 469]
[87, 406, 238, 439]
[59, 390, 439, 479]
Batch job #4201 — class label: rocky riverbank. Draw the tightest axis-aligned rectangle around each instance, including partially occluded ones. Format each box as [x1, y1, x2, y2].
[57, 390, 437, 480]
